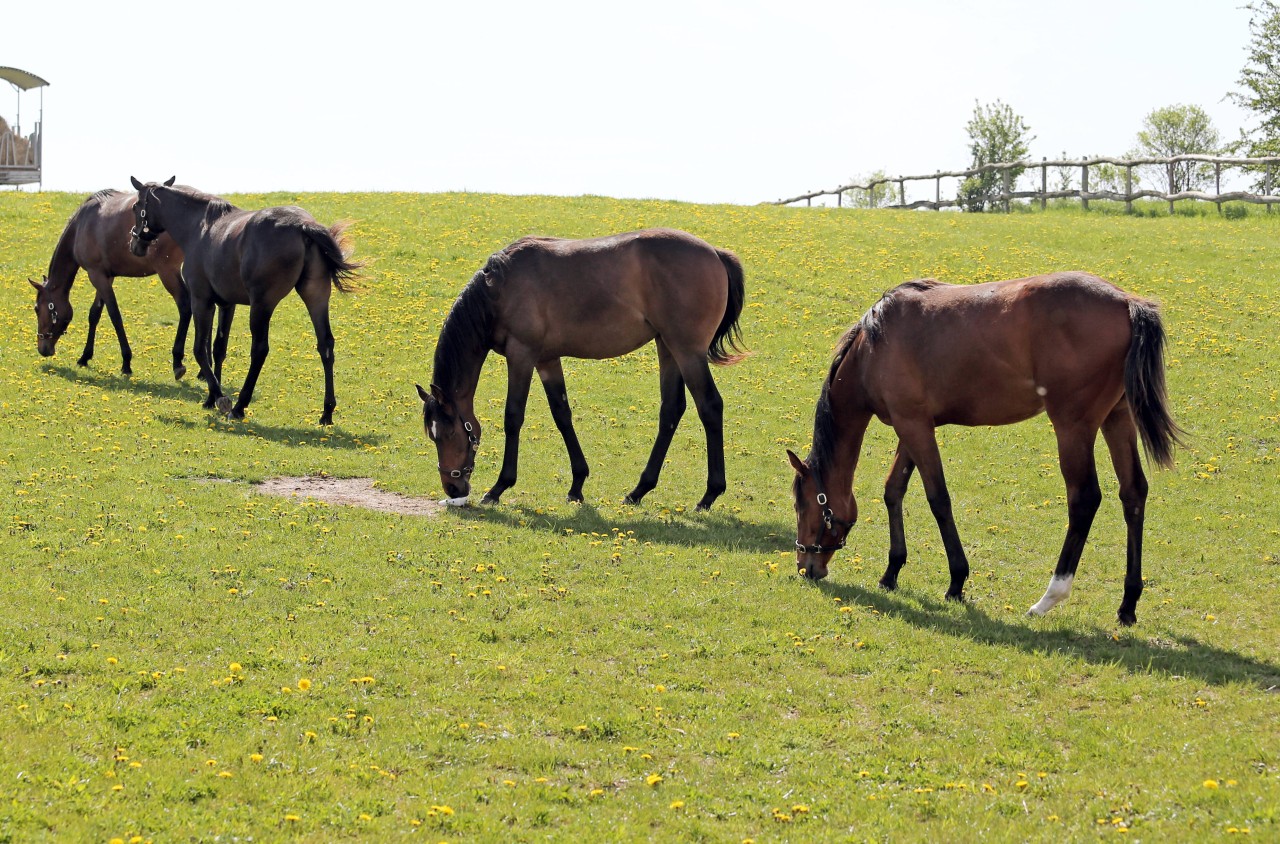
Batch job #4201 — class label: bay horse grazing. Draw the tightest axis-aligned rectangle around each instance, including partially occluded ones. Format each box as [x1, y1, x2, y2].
[30, 187, 233, 380]
[417, 228, 746, 510]
[128, 177, 361, 425]
[788, 272, 1183, 626]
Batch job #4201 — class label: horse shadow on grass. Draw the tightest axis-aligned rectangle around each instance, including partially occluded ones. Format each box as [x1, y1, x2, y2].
[814, 578, 1280, 692]
[155, 413, 383, 450]
[44, 363, 382, 450]
[453, 500, 794, 556]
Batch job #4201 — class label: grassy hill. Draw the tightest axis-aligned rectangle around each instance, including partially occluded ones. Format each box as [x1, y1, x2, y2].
[0, 191, 1276, 840]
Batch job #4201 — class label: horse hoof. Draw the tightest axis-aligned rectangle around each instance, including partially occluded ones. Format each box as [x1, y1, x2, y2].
[1117, 611, 1137, 627]
[174, 364, 187, 381]
[879, 577, 897, 591]
[318, 414, 334, 426]
[944, 591, 965, 603]
[227, 408, 245, 421]
[623, 494, 640, 505]
[566, 493, 584, 504]
[480, 494, 499, 505]
[76, 359, 90, 368]
[695, 501, 712, 512]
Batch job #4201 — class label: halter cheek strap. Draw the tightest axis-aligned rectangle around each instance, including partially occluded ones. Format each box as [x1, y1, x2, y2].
[37, 301, 60, 339]
[437, 421, 480, 479]
[795, 485, 854, 555]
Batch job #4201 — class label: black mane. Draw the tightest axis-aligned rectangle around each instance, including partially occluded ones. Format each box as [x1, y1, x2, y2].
[431, 254, 502, 393]
[795, 323, 862, 499]
[858, 278, 942, 344]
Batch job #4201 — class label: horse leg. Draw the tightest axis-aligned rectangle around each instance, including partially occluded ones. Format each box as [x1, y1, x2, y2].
[212, 303, 235, 384]
[483, 352, 536, 504]
[300, 292, 336, 425]
[1100, 401, 1149, 626]
[170, 275, 193, 380]
[894, 421, 969, 600]
[189, 293, 227, 411]
[93, 277, 133, 375]
[880, 442, 916, 590]
[77, 295, 105, 368]
[226, 300, 280, 420]
[677, 353, 726, 511]
[626, 340, 686, 505]
[1028, 422, 1103, 618]
[537, 358, 590, 503]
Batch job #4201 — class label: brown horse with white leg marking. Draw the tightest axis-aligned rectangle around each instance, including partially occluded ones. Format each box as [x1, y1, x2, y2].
[30, 187, 234, 380]
[129, 177, 361, 425]
[788, 272, 1183, 626]
[418, 228, 746, 510]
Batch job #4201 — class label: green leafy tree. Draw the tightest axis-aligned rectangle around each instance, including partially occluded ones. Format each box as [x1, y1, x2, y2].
[1229, 1, 1280, 190]
[842, 170, 902, 208]
[957, 100, 1034, 212]
[1133, 105, 1222, 193]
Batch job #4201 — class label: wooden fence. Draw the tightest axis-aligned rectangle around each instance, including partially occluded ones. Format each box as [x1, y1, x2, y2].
[773, 155, 1280, 213]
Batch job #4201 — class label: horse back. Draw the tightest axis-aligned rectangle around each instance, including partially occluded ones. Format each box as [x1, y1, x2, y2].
[860, 272, 1134, 427]
[70, 189, 183, 279]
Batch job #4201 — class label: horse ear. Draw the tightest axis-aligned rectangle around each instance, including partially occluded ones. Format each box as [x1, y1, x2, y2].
[429, 383, 446, 403]
[130, 176, 144, 191]
[415, 383, 430, 403]
[29, 277, 44, 291]
[786, 449, 809, 476]
[164, 176, 176, 186]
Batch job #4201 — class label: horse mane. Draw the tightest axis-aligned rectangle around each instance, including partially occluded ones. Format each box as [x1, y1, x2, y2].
[88, 188, 120, 203]
[432, 254, 502, 392]
[858, 278, 943, 344]
[159, 183, 236, 223]
[795, 323, 863, 497]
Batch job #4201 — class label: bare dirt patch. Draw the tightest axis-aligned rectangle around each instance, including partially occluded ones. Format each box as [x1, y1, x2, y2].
[254, 476, 442, 516]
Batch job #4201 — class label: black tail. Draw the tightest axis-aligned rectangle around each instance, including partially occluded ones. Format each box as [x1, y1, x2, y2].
[303, 220, 365, 293]
[1125, 299, 1185, 468]
[708, 248, 748, 365]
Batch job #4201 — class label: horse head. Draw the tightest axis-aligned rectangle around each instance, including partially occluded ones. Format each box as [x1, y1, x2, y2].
[128, 175, 175, 257]
[417, 383, 481, 501]
[787, 449, 856, 580]
[30, 276, 71, 357]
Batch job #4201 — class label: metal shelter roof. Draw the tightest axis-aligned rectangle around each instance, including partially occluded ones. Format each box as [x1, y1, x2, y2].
[0, 67, 50, 90]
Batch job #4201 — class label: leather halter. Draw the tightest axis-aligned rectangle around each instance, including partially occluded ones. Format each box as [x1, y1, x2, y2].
[37, 300, 60, 340]
[795, 472, 854, 555]
[130, 189, 162, 244]
[437, 420, 480, 479]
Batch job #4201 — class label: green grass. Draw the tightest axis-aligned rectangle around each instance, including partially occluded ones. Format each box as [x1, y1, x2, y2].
[0, 191, 1277, 841]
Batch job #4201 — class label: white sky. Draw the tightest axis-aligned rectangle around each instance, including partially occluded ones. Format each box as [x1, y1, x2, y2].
[2, 0, 1256, 205]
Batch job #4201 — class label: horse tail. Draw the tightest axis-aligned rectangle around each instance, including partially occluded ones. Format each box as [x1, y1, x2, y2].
[302, 220, 365, 293]
[708, 248, 748, 365]
[1124, 298, 1185, 469]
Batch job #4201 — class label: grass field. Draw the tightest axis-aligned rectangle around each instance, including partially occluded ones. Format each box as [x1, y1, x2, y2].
[0, 191, 1277, 842]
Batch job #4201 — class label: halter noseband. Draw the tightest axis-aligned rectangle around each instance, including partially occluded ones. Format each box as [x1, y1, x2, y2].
[795, 474, 854, 556]
[130, 190, 162, 244]
[37, 300, 60, 340]
[437, 420, 480, 479]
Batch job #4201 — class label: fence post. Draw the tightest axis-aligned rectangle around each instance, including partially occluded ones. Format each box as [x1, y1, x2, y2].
[935, 171, 941, 209]
[837, 189, 842, 208]
[1268, 166, 1273, 214]
[1001, 168, 1011, 212]
[1081, 159, 1090, 211]
[1125, 165, 1133, 215]
[898, 179, 906, 208]
[1215, 162, 1222, 215]
[1040, 157, 1047, 211]
[1167, 162, 1176, 215]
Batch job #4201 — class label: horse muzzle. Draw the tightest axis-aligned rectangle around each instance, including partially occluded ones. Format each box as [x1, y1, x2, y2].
[796, 554, 830, 580]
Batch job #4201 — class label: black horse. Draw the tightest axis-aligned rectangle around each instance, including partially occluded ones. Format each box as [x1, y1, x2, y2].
[129, 178, 361, 424]
[418, 229, 746, 510]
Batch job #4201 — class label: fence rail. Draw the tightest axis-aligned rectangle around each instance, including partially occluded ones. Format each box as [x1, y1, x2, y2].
[773, 155, 1280, 212]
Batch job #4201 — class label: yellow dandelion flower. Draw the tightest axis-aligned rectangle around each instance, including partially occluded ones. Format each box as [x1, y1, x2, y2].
[229, 662, 242, 673]
[284, 814, 300, 822]
[645, 774, 663, 787]
[250, 753, 264, 763]
[1204, 779, 1219, 789]
[669, 800, 685, 809]
[297, 678, 312, 691]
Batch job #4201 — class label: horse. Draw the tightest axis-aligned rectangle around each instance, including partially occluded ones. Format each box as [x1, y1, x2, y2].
[416, 228, 746, 510]
[128, 177, 361, 425]
[30, 187, 234, 380]
[787, 272, 1183, 626]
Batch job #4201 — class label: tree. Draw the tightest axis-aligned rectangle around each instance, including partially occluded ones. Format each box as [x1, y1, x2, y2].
[842, 170, 902, 209]
[1133, 105, 1223, 193]
[1230, 0, 1280, 158]
[957, 100, 1034, 212]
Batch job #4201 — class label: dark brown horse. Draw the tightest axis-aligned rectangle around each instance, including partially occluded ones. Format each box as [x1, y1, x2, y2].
[30, 187, 233, 380]
[129, 178, 361, 425]
[788, 272, 1183, 626]
[417, 228, 746, 510]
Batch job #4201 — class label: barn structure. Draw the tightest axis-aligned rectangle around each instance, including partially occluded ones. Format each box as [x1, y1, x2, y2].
[1, 66, 49, 188]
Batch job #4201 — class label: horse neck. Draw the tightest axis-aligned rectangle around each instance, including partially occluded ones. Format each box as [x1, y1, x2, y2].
[45, 219, 81, 292]
[157, 189, 223, 246]
[432, 335, 490, 412]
